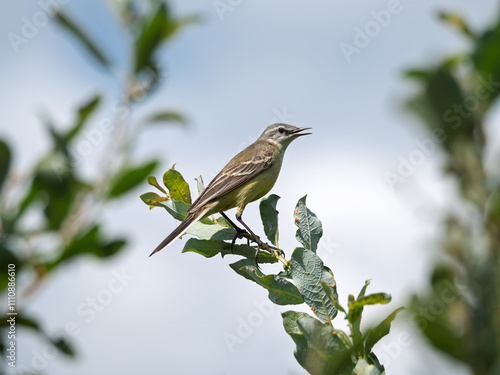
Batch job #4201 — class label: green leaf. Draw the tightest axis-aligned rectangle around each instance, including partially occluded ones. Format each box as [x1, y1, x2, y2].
[160, 199, 213, 223]
[438, 12, 474, 38]
[28, 165, 85, 230]
[0, 314, 40, 333]
[161, 198, 190, 221]
[352, 358, 382, 375]
[0, 315, 76, 357]
[54, 12, 110, 68]
[0, 246, 19, 292]
[163, 166, 192, 204]
[49, 225, 126, 269]
[140, 192, 168, 208]
[321, 281, 345, 314]
[282, 311, 313, 337]
[182, 238, 224, 258]
[195, 175, 205, 195]
[46, 121, 67, 154]
[145, 111, 187, 126]
[163, 14, 200, 40]
[290, 248, 337, 323]
[134, 3, 169, 73]
[365, 307, 405, 354]
[472, 27, 500, 104]
[404, 93, 443, 139]
[282, 311, 333, 375]
[486, 190, 500, 225]
[405, 69, 432, 81]
[186, 221, 235, 240]
[227, 244, 277, 263]
[182, 239, 276, 263]
[161, 198, 214, 224]
[298, 316, 348, 354]
[0, 139, 11, 192]
[366, 353, 385, 373]
[294, 195, 323, 252]
[215, 214, 232, 228]
[259, 194, 280, 246]
[409, 278, 466, 360]
[405, 64, 475, 153]
[14, 179, 40, 223]
[428, 67, 476, 149]
[357, 279, 371, 299]
[348, 293, 392, 318]
[230, 259, 303, 305]
[51, 336, 76, 357]
[347, 291, 392, 350]
[43, 191, 73, 229]
[426, 67, 465, 129]
[297, 316, 353, 374]
[15, 315, 41, 330]
[64, 95, 101, 142]
[108, 160, 158, 198]
[148, 175, 167, 194]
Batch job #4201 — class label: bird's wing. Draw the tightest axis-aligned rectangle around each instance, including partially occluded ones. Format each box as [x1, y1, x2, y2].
[188, 141, 277, 213]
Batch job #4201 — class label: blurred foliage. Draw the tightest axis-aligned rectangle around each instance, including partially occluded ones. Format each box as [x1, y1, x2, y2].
[142, 167, 403, 374]
[0, 0, 195, 373]
[405, 8, 500, 375]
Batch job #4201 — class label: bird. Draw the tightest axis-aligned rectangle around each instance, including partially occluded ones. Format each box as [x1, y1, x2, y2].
[149, 123, 311, 257]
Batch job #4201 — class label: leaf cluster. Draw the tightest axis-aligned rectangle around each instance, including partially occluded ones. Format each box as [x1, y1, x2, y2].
[403, 10, 500, 375]
[0, 0, 196, 369]
[141, 168, 403, 374]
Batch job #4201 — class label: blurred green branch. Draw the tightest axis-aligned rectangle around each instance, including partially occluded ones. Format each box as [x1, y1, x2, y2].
[404, 8, 500, 375]
[0, 0, 197, 372]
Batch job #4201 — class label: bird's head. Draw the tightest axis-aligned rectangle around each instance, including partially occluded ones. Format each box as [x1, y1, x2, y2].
[259, 123, 312, 149]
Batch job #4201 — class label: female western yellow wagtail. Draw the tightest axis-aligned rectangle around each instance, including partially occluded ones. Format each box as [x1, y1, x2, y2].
[150, 123, 311, 257]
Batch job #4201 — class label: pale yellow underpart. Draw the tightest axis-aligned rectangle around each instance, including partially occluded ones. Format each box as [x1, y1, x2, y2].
[205, 146, 284, 218]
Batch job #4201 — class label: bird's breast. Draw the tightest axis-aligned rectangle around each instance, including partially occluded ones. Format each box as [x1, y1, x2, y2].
[206, 149, 284, 215]
[236, 151, 284, 205]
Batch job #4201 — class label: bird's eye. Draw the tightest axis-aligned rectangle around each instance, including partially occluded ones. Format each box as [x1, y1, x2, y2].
[278, 127, 284, 134]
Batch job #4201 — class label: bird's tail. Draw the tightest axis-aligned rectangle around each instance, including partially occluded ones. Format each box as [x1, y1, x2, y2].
[149, 207, 209, 256]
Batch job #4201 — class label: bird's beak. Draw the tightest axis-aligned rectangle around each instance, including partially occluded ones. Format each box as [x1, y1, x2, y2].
[291, 127, 312, 137]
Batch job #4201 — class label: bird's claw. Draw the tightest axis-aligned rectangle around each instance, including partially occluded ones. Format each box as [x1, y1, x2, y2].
[252, 238, 284, 269]
[227, 223, 284, 270]
[229, 227, 250, 254]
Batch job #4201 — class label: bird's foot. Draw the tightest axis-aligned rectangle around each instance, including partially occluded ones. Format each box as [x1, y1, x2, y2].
[252, 236, 285, 269]
[230, 227, 251, 254]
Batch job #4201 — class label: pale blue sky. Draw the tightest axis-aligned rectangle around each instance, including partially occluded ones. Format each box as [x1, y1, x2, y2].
[2, 0, 499, 374]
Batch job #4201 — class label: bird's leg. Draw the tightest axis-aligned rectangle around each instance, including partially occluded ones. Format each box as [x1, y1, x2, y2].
[220, 212, 250, 253]
[235, 211, 284, 266]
